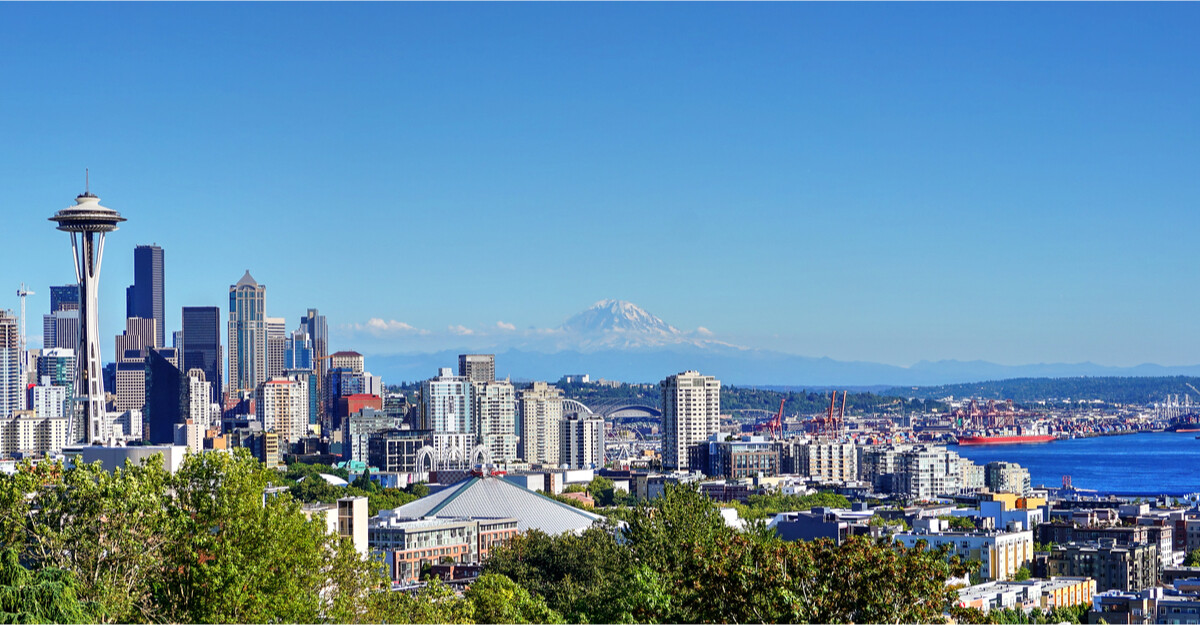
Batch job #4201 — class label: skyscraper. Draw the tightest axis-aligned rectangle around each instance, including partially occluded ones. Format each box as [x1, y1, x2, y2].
[266, 317, 286, 379]
[48, 285, 79, 314]
[114, 317, 156, 362]
[560, 411, 606, 469]
[661, 370, 721, 471]
[126, 245, 165, 348]
[300, 309, 328, 419]
[285, 327, 313, 371]
[518, 381, 564, 465]
[49, 188, 125, 444]
[256, 377, 309, 445]
[0, 311, 19, 418]
[228, 271, 266, 394]
[144, 348, 184, 444]
[419, 368, 471, 434]
[181, 306, 222, 405]
[459, 354, 495, 384]
[473, 379, 517, 462]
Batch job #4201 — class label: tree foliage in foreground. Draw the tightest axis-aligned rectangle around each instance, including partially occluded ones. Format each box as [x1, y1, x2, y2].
[487, 483, 969, 624]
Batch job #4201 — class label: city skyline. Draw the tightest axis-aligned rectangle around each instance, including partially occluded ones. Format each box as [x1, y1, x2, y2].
[2, 3, 1199, 371]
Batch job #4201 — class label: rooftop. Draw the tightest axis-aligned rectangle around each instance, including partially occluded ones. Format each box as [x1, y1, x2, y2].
[383, 475, 602, 535]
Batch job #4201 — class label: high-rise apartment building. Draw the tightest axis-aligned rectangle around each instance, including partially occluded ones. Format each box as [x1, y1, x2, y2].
[186, 369, 213, 432]
[517, 381, 564, 465]
[458, 354, 495, 384]
[560, 411, 605, 469]
[181, 306, 222, 405]
[36, 348, 75, 418]
[0, 312, 19, 418]
[256, 376, 309, 445]
[472, 379, 516, 462]
[661, 370, 721, 471]
[419, 368, 471, 434]
[228, 271, 266, 394]
[266, 317, 287, 379]
[126, 245, 165, 348]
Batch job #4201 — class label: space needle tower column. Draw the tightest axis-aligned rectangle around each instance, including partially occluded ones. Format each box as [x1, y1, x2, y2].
[49, 184, 125, 444]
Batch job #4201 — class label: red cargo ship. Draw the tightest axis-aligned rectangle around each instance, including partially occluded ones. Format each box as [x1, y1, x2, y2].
[956, 434, 1056, 446]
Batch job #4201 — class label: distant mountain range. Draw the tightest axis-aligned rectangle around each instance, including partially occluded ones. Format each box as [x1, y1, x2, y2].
[362, 300, 1200, 386]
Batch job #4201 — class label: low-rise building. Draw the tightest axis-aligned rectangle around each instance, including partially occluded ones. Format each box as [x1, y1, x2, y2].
[1048, 540, 1158, 592]
[895, 519, 1034, 581]
[369, 513, 518, 583]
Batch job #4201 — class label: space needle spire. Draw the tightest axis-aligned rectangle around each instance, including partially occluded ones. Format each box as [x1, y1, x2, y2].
[49, 177, 125, 444]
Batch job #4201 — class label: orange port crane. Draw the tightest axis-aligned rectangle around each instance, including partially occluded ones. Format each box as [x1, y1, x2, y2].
[809, 390, 847, 439]
[754, 398, 786, 439]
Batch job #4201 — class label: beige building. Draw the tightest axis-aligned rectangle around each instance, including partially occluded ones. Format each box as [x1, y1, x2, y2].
[329, 351, 364, 374]
[0, 410, 71, 457]
[256, 376, 310, 444]
[797, 441, 858, 481]
[518, 381, 563, 465]
[661, 370, 720, 471]
[266, 317, 287, 379]
[473, 379, 517, 463]
[897, 519, 1034, 581]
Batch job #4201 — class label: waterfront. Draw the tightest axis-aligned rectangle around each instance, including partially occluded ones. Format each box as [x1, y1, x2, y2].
[952, 431, 1200, 496]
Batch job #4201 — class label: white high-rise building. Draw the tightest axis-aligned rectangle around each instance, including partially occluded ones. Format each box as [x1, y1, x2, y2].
[0, 311, 19, 419]
[419, 368, 471, 434]
[473, 379, 517, 463]
[661, 370, 721, 471]
[560, 411, 605, 469]
[31, 385, 67, 420]
[256, 376, 309, 445]
[330, 351, 365, 374]
[187, 369, 213, 431]
[797, 441, 859, 481]
[517, 381, 563, 466]
[228, 271, 266, 394]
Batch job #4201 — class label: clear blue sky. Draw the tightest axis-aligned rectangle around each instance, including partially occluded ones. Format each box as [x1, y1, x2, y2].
[1, 3, 1197, 367]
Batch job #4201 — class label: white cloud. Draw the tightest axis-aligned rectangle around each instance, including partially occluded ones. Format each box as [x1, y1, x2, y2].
[349, 318, 429, 336]
[449, 324, 476, 336]
[496, 321, 516, 331]
[695, 326, 714, 336]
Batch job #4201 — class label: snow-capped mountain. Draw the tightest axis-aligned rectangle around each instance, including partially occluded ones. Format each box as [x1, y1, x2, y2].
[551, 300, 734, 352]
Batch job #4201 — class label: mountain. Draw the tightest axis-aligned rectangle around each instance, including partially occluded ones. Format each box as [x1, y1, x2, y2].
[357, 300, 1200, 387]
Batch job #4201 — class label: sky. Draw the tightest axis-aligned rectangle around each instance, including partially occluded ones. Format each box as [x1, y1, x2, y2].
[1, 3, 1198, 368]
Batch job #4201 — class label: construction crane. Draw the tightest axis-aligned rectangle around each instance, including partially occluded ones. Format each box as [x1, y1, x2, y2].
[15, 284, 33, 390]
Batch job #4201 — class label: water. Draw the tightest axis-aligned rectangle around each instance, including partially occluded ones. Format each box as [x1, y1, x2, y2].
[951, 432, 1200, 496]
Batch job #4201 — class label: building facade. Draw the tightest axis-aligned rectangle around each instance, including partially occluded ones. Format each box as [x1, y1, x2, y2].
[228, 271, 266, 394]
[518, 381, 563, 465]
[560, 411, 605, 469]
[181, 306, 222, 405]
[419, 368, 471, 434]
[661, 370, 721, 471]
[458, 354, 495, 384]
[473, 379, 517, 463]
[256, 377, 310, 445]
[125, 244, 165, 348]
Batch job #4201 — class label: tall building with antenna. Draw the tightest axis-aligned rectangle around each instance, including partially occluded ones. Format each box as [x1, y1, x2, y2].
[48, 179, 125, 443]
[228, 271, 266, 394]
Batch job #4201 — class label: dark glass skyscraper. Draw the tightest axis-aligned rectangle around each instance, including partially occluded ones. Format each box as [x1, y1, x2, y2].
[181, 306, 222, 405]
[126, 245, 165, 347]
[49, 285, 79, 313]
[144, 349, 184, 444]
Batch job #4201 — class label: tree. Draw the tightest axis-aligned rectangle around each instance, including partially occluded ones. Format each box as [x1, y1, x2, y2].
[484, 522, 630, 623]
[0, 455, 175, 622]
[155, 450, 381, 623]
[1186, 549, 1200, 567]
[369, 578, 475, 624]
[464, 573, 562, 624]
[0, 548, 102, 623]
[1014, 565, 1032, 581]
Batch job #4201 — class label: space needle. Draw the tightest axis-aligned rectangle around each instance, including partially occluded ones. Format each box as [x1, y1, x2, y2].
[49, 176, 124, 444]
